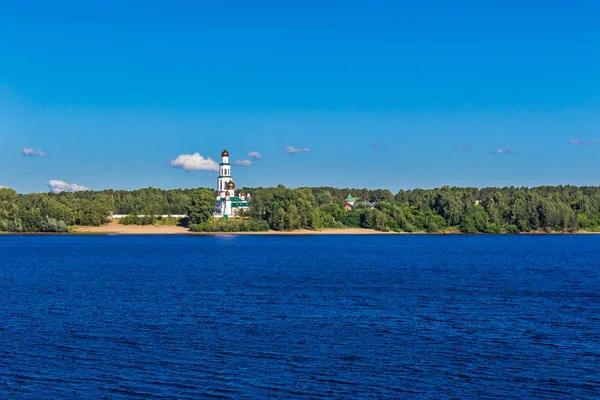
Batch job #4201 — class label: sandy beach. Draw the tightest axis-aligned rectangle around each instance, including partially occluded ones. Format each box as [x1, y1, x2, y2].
[9, 222, 597, 235]
[74, 221, 392, 235]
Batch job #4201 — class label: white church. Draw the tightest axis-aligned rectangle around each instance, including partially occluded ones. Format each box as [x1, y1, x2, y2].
[213, 149, 251, 218]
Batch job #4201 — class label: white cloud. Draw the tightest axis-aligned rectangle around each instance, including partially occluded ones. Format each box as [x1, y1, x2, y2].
[284, 146, 310, 154]
[22, 148, 46, 157]
[234, 159, 253, 167]
[0, 186, 7, 189]
[170, 153, 219, 172]
[248, 151, 261, 160]
[568, 138, 594, 146]
[492, 148, 512, 155]
[47, 180, 89, 193]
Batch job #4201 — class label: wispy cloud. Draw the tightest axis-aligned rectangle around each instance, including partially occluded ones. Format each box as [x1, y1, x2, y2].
[234, 159, 253, 167]
[491, 148, 512, 155]
[248, 151, 261, 160]
[455, 143, 471, 150]
[47, 180, 89, 193]
[370, 143, 384, 149]
[22, 148, 46, 157]
[0, 186, 7, 189]
[568, 138, 595, 146]
[284, 146, 310, 154]
[170, 153, 219, 172]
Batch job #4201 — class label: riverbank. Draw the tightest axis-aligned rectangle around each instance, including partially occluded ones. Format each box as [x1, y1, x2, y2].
[2, 221, 599, 235]
[74, 222, 392, 235]
[65, 222, 599, 235]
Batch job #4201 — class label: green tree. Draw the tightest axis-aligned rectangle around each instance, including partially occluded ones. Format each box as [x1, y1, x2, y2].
[363, 209, 389, 230]
[284, 204, 301, 230]
[186, 189, 215, 225]
[267, 203, 285, 231]
[316, 191, 334, 205]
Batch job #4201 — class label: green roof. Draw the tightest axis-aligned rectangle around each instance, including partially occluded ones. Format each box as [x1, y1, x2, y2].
[217, 196, 249, 207]
[345, 194, 359, 201]
[231, 197, 249, 207]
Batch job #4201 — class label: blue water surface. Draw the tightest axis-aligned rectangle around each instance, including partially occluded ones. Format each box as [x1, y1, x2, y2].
[0, 235, 599, 399]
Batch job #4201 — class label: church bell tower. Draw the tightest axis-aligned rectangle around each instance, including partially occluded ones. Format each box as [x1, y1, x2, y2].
[217, 148, 234, 198]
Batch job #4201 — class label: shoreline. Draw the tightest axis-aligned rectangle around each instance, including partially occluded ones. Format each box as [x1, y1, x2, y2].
[1, 222, 599, 235]
[74, 225, 398, 235]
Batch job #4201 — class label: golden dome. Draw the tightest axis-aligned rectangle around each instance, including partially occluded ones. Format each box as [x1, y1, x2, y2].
[226, 180, 235, 189]
[221, 148, 229, 157]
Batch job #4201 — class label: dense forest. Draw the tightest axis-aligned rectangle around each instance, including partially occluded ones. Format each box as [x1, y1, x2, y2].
[1, 185, 600, 233]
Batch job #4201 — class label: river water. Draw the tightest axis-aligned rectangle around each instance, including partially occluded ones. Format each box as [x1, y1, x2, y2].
[1, 235, 599, 399]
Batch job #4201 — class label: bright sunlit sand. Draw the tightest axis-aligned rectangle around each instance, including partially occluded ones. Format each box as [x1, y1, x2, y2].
[76, 222, 391, 235]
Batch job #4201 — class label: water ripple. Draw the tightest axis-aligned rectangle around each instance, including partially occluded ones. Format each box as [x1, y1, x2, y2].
[0, 235, 599, 399]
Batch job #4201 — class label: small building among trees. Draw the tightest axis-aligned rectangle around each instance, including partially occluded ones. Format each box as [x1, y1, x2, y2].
[343, 193, 359, 210]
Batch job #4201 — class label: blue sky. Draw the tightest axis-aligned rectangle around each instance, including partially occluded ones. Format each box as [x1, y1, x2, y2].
[1, 0, 599, 193]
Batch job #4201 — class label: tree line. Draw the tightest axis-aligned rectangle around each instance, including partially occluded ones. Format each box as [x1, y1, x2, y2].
[2, 185, 600, 233]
